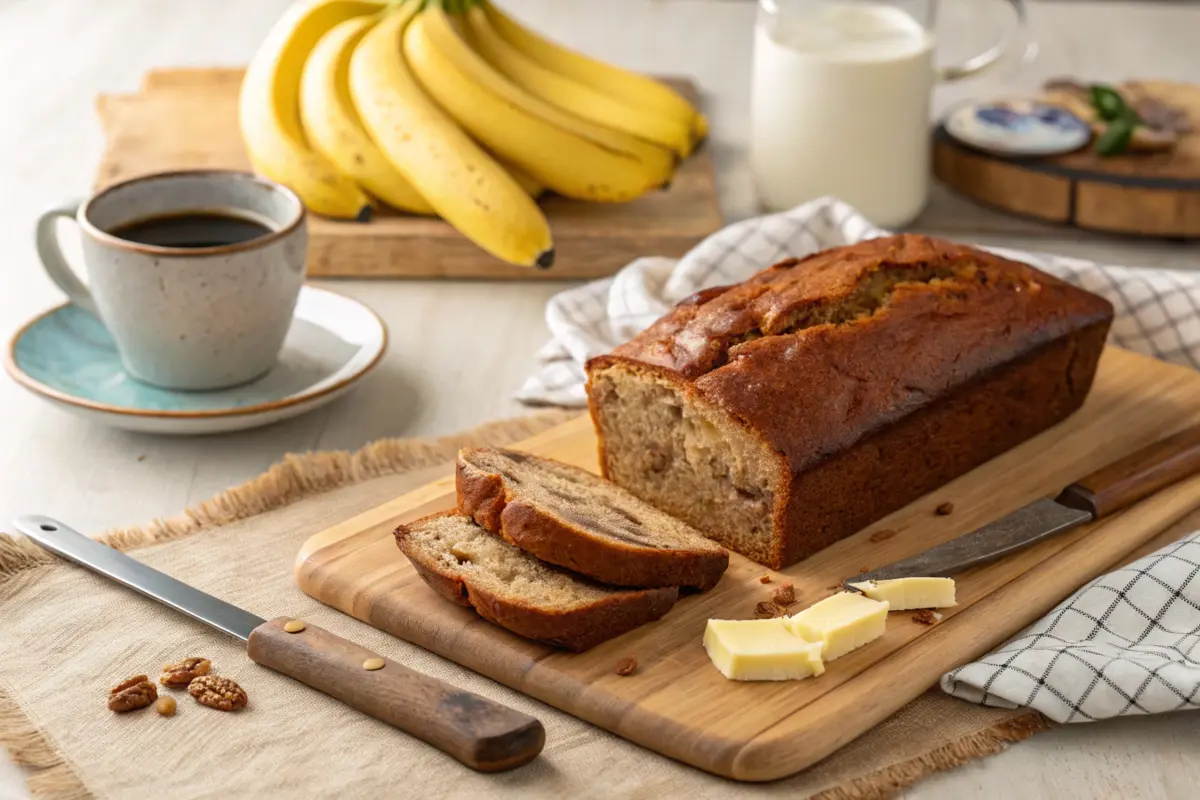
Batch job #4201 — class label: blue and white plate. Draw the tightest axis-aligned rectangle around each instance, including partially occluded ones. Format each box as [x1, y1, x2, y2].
[945, 99, 1092, 157]
[5, 286, 387, 435]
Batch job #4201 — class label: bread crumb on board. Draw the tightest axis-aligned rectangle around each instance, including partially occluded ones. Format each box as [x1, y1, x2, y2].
[614, 657, 638, 676]
[912, 610, 939, 625]
[772, 582, 796, 606]
[758, 573, 772, 584]
[935, 502, 955, 516]
[754, 601, 788, 619]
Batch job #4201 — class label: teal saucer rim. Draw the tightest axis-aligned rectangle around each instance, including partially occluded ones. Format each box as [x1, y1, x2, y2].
[3, 286, 388, 420]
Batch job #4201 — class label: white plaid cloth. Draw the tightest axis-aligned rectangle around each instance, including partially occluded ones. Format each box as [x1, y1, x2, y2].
[518, 197, 1200, 722]
[517, 197, 1200, 406]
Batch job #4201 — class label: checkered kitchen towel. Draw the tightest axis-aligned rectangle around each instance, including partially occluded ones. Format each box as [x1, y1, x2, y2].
[518, 196, 1200, 723]
[517, 196, 1200, 407]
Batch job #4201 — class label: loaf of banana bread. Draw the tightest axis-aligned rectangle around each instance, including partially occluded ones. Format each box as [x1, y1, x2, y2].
[585, 234, 1114, 569]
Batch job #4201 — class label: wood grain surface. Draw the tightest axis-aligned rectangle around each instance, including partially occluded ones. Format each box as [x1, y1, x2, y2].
[933, 80, 1200, 237]
[246, 617, 545, 771]
[93, 67, 724, 280]
[296, 346, 1200, 781]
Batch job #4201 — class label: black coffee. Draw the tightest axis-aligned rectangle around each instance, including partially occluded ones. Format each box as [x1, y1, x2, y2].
[109, 211, 274, 249]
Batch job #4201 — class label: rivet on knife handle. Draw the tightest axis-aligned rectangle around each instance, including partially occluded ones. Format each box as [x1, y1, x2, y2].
[1056, 422, 1200, 519]
[247, 617, 545, 772]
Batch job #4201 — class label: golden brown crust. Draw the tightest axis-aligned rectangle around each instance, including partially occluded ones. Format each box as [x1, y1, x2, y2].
[586, 234, 1115, 568]
[455, 450, 728, 590]
[394, 511, 679, 651]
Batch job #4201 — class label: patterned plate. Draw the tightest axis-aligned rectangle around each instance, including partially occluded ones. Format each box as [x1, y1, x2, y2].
[5, 286, 387, 435]
[945, 99, 1092, 157]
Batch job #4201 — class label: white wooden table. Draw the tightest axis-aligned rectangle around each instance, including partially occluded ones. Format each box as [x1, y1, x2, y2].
[1, 1, 1198, 797]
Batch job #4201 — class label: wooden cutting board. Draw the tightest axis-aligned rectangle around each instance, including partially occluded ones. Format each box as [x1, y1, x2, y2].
[295, 346, 1200, 781]
[933, 80, 1200, 238]
[93, 67, 723, 279]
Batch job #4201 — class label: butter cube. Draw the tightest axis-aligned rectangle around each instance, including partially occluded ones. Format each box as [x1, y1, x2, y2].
[704, 618, 825, 681]
[848, 577, 956, 611]
[786, 592, 888, 661]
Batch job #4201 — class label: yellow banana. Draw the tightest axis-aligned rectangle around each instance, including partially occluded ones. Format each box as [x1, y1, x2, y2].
[462, 6, 693, 158]
[299, 14, 434, 215]
[482, 0, 708, 145]
[404, 6, 672, 202]
[497, 159, 545, 198]
[349, 4, 553, 267]
[239, 0, 382, 219]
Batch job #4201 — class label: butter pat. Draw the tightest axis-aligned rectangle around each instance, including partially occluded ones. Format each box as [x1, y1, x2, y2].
[786, 592, 888, 661]
[704, 618, 825, 681]
[849, 577, 957, 611]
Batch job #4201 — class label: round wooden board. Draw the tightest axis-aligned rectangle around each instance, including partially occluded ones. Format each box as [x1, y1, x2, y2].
[933, 80, 1200, 239]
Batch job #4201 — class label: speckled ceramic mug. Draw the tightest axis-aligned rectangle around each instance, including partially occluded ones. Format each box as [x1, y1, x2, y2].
[35, 170, 307, 390]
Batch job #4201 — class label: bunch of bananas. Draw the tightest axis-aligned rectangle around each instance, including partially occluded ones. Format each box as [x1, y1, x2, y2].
[239, 0, 707, 268]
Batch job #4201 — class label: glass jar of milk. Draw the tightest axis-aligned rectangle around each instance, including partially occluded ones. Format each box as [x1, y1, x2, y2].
[751, 0, 1029, 228]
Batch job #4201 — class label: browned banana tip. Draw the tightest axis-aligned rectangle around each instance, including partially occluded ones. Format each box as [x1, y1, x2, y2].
[354, 205, 372, 223]
[536, 249, 555, 270]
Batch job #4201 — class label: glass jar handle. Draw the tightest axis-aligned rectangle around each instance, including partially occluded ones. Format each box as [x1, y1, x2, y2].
[938, 0, 1035, 82]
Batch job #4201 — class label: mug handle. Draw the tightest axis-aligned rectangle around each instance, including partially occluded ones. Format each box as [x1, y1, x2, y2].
[937, 0, 1036, 82]
[36, 201, 98, 317]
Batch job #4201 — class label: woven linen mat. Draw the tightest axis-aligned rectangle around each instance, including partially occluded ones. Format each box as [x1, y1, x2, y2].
[3, 410, 1193, 800]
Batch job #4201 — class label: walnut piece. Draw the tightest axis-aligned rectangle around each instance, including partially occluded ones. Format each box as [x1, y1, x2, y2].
[772, 582, 796, 607]
[754, 601, 788, 619]
[160, 657, 212, 687]
[935, 502, 955, 516]
[188, 675, 248, 711]
[156, 696, 177, 717]
[108, 675, 157, 712]
[912, 610, 938, 626]
[614, 656, 638, 676]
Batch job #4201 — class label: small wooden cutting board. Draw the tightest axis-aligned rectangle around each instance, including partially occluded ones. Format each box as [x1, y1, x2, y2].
[93, 67, 723, 279]
[934, 80, 1200, 238]
[295, 347, 1200, 781]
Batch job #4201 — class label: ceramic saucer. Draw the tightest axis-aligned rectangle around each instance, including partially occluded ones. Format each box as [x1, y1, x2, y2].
[5, 286, 387, 435]
[945, 99, 1092, 157]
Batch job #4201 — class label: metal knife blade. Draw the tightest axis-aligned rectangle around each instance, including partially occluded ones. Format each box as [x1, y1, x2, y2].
[846, 498, 1093, 587]
[13, 514, 263, 640]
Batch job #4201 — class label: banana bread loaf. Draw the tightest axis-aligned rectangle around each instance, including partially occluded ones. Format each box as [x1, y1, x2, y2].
[585, 234, 1114, 568]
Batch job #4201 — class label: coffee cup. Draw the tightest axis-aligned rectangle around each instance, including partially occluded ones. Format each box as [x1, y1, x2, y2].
[35, 170, 307, 391]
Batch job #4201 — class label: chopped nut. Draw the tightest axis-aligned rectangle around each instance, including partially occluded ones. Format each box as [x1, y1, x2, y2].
[758, 574, 772, 584]
[283, 620, 306, 633]
[754, 601, 788, 619]
[935, 502, 955, 516]
[108, 675, 157, 712]
[156, 696, 177, 717]
[189, 675, 248, 711]
[614, 656, 638, 676]
[868, 528, 896, 543]
[912, 610, 938, 626]
[772, 582, 796, 606]
[646, 449, 669, 473]
[159, 657, 211, 687]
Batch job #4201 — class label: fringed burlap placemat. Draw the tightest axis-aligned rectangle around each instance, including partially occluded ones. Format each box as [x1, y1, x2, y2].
[12, 408, 1174, 800]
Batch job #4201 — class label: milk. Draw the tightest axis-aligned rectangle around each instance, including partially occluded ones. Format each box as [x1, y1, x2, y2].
[750, 3, 936, 227]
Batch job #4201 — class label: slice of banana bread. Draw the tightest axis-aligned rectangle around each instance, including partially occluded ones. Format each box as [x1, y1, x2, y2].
[456, 448, 729, 590]
[586, 234, 1114, 569]
[395, 511, 679, 651]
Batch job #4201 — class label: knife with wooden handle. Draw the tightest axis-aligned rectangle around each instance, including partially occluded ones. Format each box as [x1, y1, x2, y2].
[848, 422, 1200, 586]
[11, 515, 544, 773]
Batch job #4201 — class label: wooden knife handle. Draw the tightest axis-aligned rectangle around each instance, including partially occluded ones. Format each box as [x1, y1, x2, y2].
[246, 617, 544, 772]
[1057, 422, 1200, 519]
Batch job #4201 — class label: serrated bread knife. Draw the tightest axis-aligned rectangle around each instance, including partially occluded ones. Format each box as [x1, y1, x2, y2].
[848, 422, 1200, 587]
[12, 515, 544, 772]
